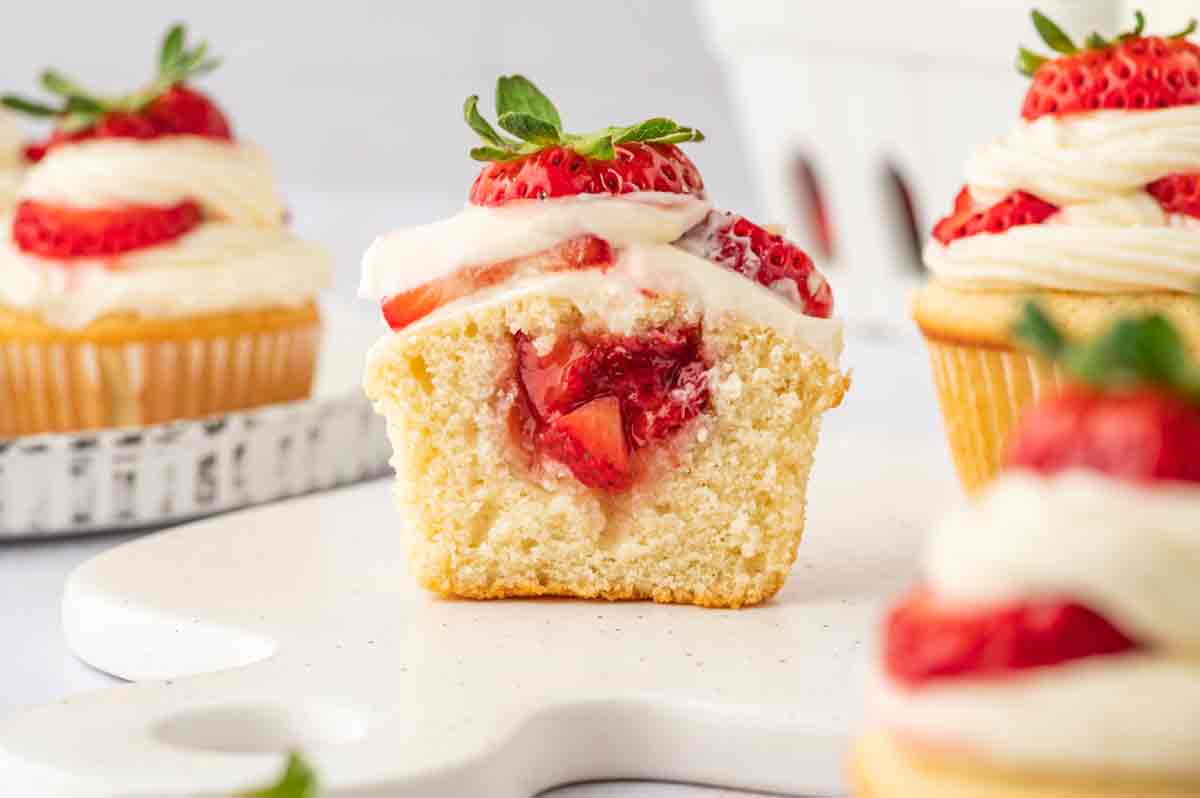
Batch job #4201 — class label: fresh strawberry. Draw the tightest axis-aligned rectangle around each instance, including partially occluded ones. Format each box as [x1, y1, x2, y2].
[884, 586, 1141, 687]
[1017, 11, 1200, 121]
[462, 75, 705, 207]
[514, 326, 709, 490]
[1006, 386, 1200, 483]
[541, 396, 632, 490]
[1147, 172, 1200, 219]
[676, 211, 834, 318]
[932, 187, 1059, 245]
[12, 199, 202, 259]
[1009, 303, 1200, 484]
[381, 236, 613, 331]
[469, 142, 704, 206]
[3, 25, 230, 162]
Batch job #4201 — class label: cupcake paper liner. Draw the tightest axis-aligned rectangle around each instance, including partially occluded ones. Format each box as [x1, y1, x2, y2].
[924, 337, 1065, 492]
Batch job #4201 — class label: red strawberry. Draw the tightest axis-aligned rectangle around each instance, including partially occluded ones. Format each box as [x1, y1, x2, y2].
[514, 325, 709, 490]
[884, 586, 1141, 687]
[541, 396, 632, 490]
[381, 235, 613, 331]
[1006, 386, 1200, 484]
[462, 75, 705, 206]
[469, 142, 703, 207]
[932, 187, 1059, 245]
[12, 199, 202, 259]
[1147, 172, 1200, 219]
[1017, 11, 1200, 121]
[676, 211, 833, 318]
[5, 25, 230, 162]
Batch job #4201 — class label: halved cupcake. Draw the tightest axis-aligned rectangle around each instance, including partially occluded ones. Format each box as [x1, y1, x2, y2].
[361, 76, 847, 608]
[0, 26, 332, 436]
[914, 10, 1200, 492]
[854, 306, 1200, 796]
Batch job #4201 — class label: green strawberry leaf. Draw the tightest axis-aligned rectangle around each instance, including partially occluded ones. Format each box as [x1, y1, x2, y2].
[1085, 32, 1110, 49]
[573, 133, 615, 160]
[1121, 9, 1147, 39]
[1169, 19, 1198, 39]
[239, 752, 320, 798]
[650, 128, 705, 145]
[1015, 47, 1048, 76]
[40, 70, 93, 100]
[1032, 9, 1078, 53]
[1013, 302, 1067, 361]
[495, 75, 561, 130]
[470, 145, 524, 162]
[614, 118, 680, 143]
[463, 95, 512, 149]
[1, 95, 59, 116]
[161, 24, 185, 71]
[497, 111, 561, 146]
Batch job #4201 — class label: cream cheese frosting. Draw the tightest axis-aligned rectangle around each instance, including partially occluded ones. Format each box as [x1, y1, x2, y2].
[1, 135, 331, 327]
[0, 111, 24, 213]
[927, 106, 1200, 292]
[359, 194, 842, 365]
[871, 471, 1200, 776]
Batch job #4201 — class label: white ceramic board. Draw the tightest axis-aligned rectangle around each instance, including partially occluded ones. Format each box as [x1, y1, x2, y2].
[0, 424, 952, 797]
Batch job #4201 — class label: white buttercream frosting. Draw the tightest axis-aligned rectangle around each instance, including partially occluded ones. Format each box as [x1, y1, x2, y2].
[926, 471, 1200, 652]
[1, 135, 332, 327]
[0, 111, 24, 213]
[927, 106, 1200, 292]
[19, 137, 285, 226]
[871, 471, 1200, 777]
[869, 654, 1200, 777]
[359, 194, 842, 365]
[0, 218, 332, 329]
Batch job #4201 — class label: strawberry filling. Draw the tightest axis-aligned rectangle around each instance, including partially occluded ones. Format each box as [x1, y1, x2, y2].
[12, 199, 203, 260]
[933, 187, 1059, 245]
[513, 326, 709, 490]
[884, 586, 1142, 688]
[1147, 172, 1200, 219]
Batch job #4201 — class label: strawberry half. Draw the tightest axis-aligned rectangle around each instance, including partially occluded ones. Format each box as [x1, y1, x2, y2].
[677, 211, 833, 318]
[381, 235, 614, 331]
[462, 75, 705, 207]
[3, 25, 231, 162]
[12, 199, 202, 260]
[1147, 172, 1200, 219]
[884, 586, 1141, 687]
[1017, 11, 1200, 121]
[932, 187, 1059, 245]
[1010, 303, 1200, 485]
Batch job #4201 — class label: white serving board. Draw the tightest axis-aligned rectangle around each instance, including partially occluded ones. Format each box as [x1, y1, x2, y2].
[0, 421, 953, 797]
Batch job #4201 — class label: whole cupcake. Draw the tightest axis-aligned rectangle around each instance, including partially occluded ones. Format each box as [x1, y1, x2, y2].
[0, 110, 27, 213]
[853, 305, 1200, 796]
[914, 10, 1200, 492]
[0, 26, 332, 436]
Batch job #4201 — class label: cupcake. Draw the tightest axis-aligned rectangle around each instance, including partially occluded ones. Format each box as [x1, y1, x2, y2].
[914, 10, 1200, 492]
[0, 26, 332, 436]
[0, 110, 26, 213]
[853, 306, 1200, 796]
[361, 76, 847, 608]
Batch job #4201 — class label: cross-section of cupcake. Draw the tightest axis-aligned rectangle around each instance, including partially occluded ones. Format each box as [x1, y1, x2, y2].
[0, 26, 332, 435]
[362, 76, 847, 608]
[853, 306, 1200, 797]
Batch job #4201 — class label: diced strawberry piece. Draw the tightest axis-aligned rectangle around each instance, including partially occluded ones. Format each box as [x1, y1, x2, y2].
[884, 586, 1142, 687]
[541, 396, 632, 490]
[1006, 386, 1200, 484]
[380, 235, 613, 332]
[469, 143, 704, 207]
[676, 211, 833, 318]
[1147, 172, 1200, 220]
[1022, 36, 1200, 122]
[12, 199, 203, 259]
[932, 187, 1059, 245]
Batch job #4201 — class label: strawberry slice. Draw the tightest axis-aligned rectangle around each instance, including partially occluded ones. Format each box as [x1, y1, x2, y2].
[12, 199, 202, 259]
[676, 211, 833, 318]
[1006, 386, 1200, 484]
[885, 586, 1142, 687]
[932, 187, 1058, 245]
[381, 235, 613, 331]
[1147, 173, 1200, 220]
[541, 396, 632, 490]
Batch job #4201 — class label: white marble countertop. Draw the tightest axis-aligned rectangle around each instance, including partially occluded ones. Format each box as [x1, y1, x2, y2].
[0, 332, 942, 797]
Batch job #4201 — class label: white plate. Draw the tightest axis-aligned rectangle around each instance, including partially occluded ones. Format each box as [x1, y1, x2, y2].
[0, 304, 391, 539]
